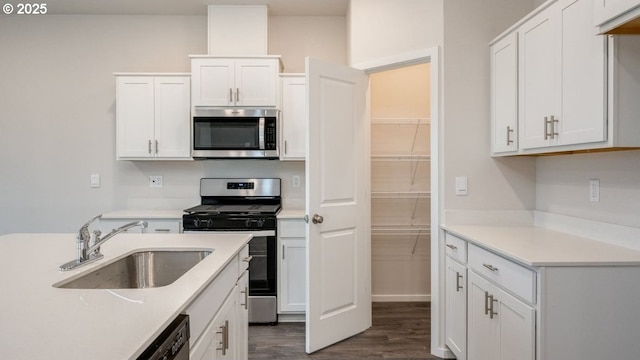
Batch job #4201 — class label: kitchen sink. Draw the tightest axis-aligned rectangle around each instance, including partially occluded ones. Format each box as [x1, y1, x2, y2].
[55, 250, 213, 289]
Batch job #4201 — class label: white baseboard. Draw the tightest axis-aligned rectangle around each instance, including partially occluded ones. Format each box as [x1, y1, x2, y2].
[277, 313, 305, 323]
[372, 294, 430, 302]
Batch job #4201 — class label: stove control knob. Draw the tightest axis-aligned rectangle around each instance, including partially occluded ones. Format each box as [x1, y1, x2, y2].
[245, 219, 253, 228]
[193, 218, 200, 228]
[257, 219, 265, 228]
[205, 219, 214, 228]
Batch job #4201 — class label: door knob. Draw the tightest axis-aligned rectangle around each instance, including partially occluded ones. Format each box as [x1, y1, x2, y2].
[312, 214, 324, 224]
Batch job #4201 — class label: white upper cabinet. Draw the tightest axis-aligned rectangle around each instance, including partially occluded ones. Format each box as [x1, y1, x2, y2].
[191, 57, 280, 108]
[519, 0, 605, 150]
[594, 0, 640, 33]
[116, 75, 191, 160]
[279, 74, 307, 161]
[490, 0, 640, 156]
[490, 32, 519, 154]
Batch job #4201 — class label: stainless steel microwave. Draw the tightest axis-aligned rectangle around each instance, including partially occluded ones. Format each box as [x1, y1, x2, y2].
[192, 108, 279, 159]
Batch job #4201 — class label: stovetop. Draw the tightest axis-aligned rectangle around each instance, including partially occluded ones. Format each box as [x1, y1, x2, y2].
[184, 203, 281, 215]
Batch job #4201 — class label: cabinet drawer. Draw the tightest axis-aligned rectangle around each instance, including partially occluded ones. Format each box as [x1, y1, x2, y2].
[279, 220, 306, 238]
[145, 220, 181, 233]
[445, 233, 468, 264]
[468, 244, 535, 304]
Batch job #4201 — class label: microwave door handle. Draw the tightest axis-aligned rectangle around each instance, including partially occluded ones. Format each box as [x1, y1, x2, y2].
[259, 117, 265, 149]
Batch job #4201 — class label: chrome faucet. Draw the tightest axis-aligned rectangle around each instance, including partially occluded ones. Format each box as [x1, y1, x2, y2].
[60, 215, 148, 271]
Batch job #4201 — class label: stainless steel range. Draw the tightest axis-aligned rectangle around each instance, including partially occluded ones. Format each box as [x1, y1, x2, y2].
[183, 178, 280, 324]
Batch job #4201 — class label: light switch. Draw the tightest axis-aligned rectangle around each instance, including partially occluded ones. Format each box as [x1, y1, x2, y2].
[90, 174, 100, 188]
[455, 176, 468, 196]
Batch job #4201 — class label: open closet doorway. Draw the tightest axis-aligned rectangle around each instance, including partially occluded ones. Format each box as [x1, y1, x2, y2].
[370, 62, 432, 303]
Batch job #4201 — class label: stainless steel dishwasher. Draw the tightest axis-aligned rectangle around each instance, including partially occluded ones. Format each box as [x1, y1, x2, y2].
[137, 314, 189, 360]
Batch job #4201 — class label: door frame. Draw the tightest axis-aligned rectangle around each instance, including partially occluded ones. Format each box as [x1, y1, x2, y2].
[352, 46, 447, 358]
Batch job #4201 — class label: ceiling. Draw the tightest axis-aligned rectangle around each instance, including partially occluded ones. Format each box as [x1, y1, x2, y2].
[44, 0, 350, 16]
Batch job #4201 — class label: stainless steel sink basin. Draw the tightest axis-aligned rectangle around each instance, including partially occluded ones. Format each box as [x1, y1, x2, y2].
[55, 250, 213, 289]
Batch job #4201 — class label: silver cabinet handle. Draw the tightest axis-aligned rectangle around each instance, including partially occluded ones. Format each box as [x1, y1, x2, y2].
[155, 140, 158, 154]
[456, 272, 463, 292]
[282, 245, 285, 260]
[154, 228, 171, 232]
[241, 286, 248, 310]
[489, 294, 498, 319]
[312, 214, 324, 224]
[484, 291, 490, 315]
[551, 115, 559, 139]
[236, 88, 240, 102]
[243, 255, 253, 263]
[229, 88, 233, 102]
[506, 126, 514, 145]
[544, 116, 551, 140]
[216, 320, 229, 355]
[483, 263, 498, 272]
[284, 140, 288, 155]
[446, 244, 457, 250]
[148, 140, 152, 154]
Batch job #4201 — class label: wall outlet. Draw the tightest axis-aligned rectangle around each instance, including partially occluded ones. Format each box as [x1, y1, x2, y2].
[149, 175, 163, 188]
[292, 175, 301, 188]
[589, 179, 600, 202]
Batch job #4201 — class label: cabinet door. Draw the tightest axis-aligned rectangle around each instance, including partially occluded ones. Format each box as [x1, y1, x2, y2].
[519, 6, 561, 150]
[193, 292, 236, 360]
[468, 272, 499, 360]
[279, 238, 307, 313]
[445, 257, 467, 360]
[235, 271, 249, 360]
[235, 59, 278, 107]
[491, 33, 519, 155]
[116, 76, 155, 158]
[468, 271, 535, 360]
[192, 58, 235, 107]
[557, 0, 606, 146]
[154, 76, 191, 158]
[280, 75, 307, 160]
[496, 287, 535, 360]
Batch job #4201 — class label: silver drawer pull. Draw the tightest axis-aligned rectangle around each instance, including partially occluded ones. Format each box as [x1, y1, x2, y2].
[154, 228, 171, 232]
[483, 263, 498, 272]
[456, 272, 463, 291]
[446, 244, 458, 250]
[243, 256, 253, 263]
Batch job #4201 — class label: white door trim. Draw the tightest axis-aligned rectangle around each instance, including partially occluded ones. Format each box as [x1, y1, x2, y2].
[354, 46, 449, 359]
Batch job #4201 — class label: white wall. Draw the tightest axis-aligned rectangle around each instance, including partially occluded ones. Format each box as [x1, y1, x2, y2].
[269, 16, 347, 72]
[348, 0, 444, 66]
[442, 0, 537, 212]
[537, 150, 640, 228]
[0, 15, 306, 235]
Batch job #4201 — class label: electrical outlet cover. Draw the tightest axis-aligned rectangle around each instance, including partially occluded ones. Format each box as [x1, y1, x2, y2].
[150, 176, 163, 188]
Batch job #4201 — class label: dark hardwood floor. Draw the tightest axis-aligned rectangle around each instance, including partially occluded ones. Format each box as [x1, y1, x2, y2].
[249, 302, 440, 359]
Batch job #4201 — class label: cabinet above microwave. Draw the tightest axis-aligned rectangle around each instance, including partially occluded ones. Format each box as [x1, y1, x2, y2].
[190, 56, 281, 108]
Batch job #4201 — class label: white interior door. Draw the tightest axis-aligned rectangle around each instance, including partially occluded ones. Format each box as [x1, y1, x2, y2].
[305, 57, 371, 354]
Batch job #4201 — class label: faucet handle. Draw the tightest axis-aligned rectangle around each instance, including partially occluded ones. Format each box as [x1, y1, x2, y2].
[93, 229, 102, 238]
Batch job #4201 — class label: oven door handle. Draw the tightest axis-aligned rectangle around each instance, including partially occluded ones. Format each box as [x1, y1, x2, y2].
[259, 117, 265, 150]
[212, 230, 275, 237]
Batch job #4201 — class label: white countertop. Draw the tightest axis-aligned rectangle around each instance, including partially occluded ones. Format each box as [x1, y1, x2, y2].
[277, 209, 305, 219]
[101, 209, 184, 220]
[443, 224, 640, 267]
[0, 232, 251, 360]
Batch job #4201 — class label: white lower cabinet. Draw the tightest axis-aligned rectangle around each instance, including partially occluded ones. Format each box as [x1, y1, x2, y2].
[445, 257, 467, 360]
[467, 271, 535, 360]
[188, 245, 249, 360]
[277, 218, 307, 314]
